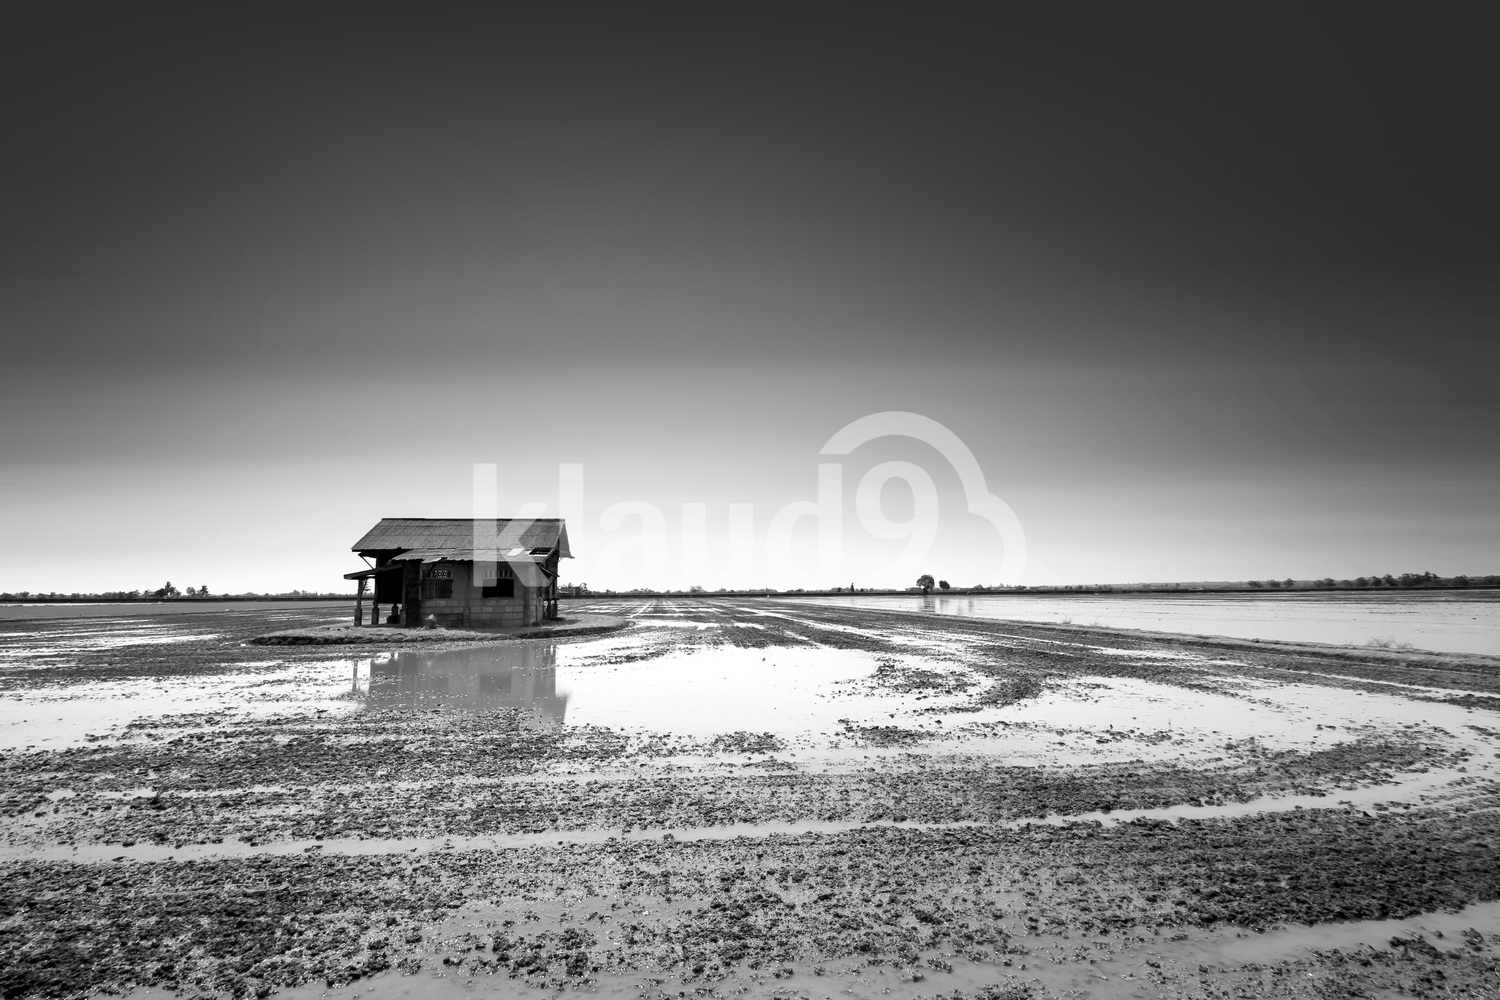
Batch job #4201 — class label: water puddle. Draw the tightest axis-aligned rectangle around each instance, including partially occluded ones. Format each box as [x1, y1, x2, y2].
[355, 645, 568, 725]
[558, 645, 887, 736]
[356, 642, 961, 740]
[0, 661, 365, 749]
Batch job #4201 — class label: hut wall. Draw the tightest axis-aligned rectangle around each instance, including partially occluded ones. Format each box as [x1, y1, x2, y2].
[416, 561, 544, 629]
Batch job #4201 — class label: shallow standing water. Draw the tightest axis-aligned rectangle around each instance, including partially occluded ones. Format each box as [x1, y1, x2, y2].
[792, 590, 1500, 654]
[356, 642, 977, 740]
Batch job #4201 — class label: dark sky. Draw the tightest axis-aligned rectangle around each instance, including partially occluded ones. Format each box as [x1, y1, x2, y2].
[2, 2, 1495, 590]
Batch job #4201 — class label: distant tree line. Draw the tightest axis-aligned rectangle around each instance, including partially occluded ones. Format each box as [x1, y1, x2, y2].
[995, 574, 1500, 594]
[1, 584, 352, 601]
[1246, 572, 1500, 590]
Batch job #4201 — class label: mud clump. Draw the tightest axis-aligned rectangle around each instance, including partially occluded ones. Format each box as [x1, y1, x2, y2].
[975, 673, 1045, 706]
[841, 721, 935, 747]
[706, 732, 786, 755]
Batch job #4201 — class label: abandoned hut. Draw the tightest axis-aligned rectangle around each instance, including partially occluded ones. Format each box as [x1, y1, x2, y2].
[345, 518, 571, 628]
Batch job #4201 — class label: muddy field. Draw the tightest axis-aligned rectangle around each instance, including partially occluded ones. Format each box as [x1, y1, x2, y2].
[2, 598, 1499, 999]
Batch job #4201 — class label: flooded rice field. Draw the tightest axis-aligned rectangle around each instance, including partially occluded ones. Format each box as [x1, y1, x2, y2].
[800, 590, 1500, 655]
[3, 598, 1499, 998]
[0, 600, 351, 622]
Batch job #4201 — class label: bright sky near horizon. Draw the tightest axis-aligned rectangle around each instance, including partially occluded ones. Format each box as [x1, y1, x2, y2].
[2, 4, 1495, 593]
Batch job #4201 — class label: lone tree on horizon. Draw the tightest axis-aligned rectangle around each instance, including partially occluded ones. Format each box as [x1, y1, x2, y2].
[917, 574, 935, 595]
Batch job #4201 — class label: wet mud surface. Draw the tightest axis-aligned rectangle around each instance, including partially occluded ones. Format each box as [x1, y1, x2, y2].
[3, 598, 1499, 998]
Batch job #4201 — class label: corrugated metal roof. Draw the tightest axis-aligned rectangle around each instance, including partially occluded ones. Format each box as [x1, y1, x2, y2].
[353, 518, 571, 557]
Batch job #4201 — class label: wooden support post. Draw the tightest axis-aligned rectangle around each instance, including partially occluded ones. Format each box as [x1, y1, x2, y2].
[354, 577, 367, 626]
[549, 555, 560, 619]
[402, 562, 420, 627]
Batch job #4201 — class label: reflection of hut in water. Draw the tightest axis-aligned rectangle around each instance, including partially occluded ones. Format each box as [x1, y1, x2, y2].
[358, 644, 568, 726]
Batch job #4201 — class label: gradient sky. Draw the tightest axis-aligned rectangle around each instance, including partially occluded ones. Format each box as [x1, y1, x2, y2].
[2, 2, 1495, 592]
